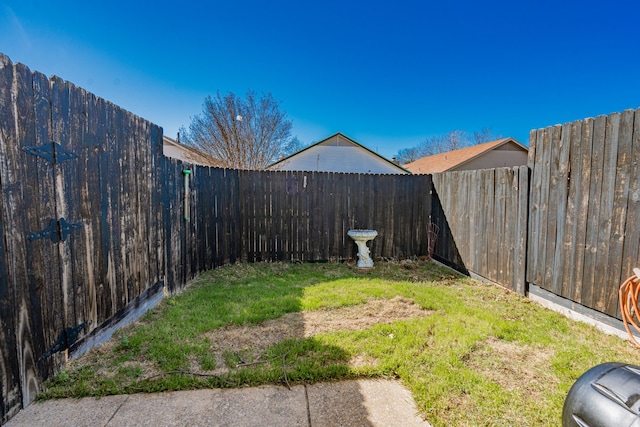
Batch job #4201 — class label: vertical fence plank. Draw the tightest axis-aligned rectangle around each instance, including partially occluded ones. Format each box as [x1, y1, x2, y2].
[560, 121, 582, 299]
[592, 114, 619, 309]
[484, 169, 494, 278]
[621, 109, 640, 313]
[505, 168, 516, 290]
[21, 67, 61, 401]
[0, 53, 23, 423]
[544, 125, 562, 293]
[551, 123, 573, 297]
[494, 169, 506, 283]
[460, 172, 470, 268]
[526, 130, 540, 286]
[466, 171, 476, 272]
[51, 76, 88, 337]
[532, 130, 546, 286]
[573, 118, 594, 303]
[537, 129, 552, 290]
[516, 165, 529, 295]
[472, 170, 483, 273]
[603, 109, 634, 314]
[581, 115, 606, 308]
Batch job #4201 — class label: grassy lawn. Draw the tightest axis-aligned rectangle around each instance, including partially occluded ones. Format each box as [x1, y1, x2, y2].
[42, 260, 640, 426]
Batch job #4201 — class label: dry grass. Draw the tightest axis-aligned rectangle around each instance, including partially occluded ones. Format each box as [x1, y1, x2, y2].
[201, 296, 428, 374]
[42, 260, 640, 427]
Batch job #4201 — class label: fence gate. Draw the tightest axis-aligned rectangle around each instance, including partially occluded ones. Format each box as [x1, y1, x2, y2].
[0, 54, 164, 423]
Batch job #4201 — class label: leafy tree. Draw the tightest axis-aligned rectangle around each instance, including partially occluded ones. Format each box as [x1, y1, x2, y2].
[396, 128, 500, 164]
[180, 91, 295, 169]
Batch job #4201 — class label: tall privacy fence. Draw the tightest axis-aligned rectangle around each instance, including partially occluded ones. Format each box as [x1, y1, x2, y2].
[1, 51, 639, 424]
[0, 54, 166, 423]
[431, 166, 529, 294]
[0, 53, 435, 423]
[164, 164, 435, 292]
[527, 109, 640, 319]
[435, 107, 640, 321]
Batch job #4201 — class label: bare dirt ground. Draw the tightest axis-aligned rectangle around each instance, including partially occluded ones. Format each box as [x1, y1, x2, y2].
[81, 296, 433, 379]
[205, 296, 432, 373]
[464, 337, 557, 396]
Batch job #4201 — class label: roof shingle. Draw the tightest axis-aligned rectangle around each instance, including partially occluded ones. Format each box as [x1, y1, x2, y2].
[403, 138, 526, 174]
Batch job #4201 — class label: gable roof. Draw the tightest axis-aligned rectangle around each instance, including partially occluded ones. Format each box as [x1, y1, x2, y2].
[268, 132, 411, 174]
[403, 137, 527, 174]
[162, 135, 224, 167]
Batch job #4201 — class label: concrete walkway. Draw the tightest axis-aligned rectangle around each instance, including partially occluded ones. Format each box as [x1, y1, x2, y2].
[5, 379, 431, 427]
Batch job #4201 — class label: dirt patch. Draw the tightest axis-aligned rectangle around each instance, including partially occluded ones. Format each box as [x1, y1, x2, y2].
[205, 296, 431, 372]
[74, 297, 431, 379]
[464, 337, 557, 396]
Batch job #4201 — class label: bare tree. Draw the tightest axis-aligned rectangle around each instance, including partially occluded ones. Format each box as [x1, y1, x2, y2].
[394, 147, 421, 164]
[282, 136, 305, 157]
[473, 127, 497, 144]
[417, 130, 470, 156]
[180, 91, 294, 169]
[398, 128, 500, 163]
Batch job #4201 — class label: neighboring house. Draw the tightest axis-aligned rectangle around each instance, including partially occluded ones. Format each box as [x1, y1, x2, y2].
[268, 132, 410, 174]
[403, 137, 528, 174]
[162, 135, 223, 167]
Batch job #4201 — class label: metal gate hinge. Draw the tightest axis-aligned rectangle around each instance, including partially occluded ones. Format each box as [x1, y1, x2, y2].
[39, 322, 88, 361]
[22, 142, 78, 164]
[28, 218, 82, 243]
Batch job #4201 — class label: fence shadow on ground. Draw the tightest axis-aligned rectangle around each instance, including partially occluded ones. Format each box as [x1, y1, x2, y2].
[429, 185, 469, 276]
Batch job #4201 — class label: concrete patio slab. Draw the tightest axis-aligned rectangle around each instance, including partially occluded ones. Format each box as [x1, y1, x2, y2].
[5, 379, 431, 427]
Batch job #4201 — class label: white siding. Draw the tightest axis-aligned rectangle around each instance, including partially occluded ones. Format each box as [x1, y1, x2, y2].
[163, 143, 188, 161]
[274, 145, 406, 174]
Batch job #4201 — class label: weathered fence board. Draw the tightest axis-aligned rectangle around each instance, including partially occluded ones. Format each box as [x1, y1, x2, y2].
[527, 130, 542, 288]
[550, 124, 571, 296]
[431, 167, 529, 293]
[515, 166, 528, 294]
[604, 110, 634, 315]
[581, 115, 606, 308]
[228, 170, 432, 262]
[620, 111, 640, 316]
[12, 49, 640, 426]
[527, 108, 640, 318]
[0, 54, 22, 424]
[0, 54, 167, 422]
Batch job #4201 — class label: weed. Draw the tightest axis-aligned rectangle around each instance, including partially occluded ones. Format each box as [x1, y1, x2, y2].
[40, 260, 640, 426]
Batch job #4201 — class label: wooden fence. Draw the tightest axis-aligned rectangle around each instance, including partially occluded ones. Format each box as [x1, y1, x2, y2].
[527, 108, 640, 319]
[235, 170, 432, 262]
[165, 167, 433, 288]
[5, 50, 639, 425]
[0, 54, 165, 423]
[431, 167, 529, 294]
[0, 52, 437, 423]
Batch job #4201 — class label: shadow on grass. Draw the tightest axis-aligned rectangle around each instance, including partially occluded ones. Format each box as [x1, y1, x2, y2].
[41, 261, 456, 425]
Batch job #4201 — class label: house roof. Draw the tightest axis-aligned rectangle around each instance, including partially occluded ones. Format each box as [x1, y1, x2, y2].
[268, 132, 411, 174]
[162, 135, 224, 167]
[403, 137, 527, 174]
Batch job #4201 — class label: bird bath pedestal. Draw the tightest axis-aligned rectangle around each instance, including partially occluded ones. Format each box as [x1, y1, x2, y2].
[347, 229, 378, 268]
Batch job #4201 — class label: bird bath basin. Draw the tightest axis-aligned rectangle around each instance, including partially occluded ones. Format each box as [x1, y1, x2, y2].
[347, 229, 378, 268]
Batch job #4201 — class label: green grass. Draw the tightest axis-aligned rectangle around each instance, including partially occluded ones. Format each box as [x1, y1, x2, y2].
[40, 260, 640, 426]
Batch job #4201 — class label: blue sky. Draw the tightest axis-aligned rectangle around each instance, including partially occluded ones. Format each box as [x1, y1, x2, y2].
[2, 0, 640, 159]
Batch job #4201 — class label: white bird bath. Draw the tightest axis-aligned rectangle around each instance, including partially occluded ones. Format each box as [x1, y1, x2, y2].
[347, 229, 378, 268]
